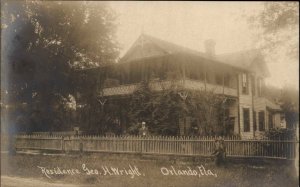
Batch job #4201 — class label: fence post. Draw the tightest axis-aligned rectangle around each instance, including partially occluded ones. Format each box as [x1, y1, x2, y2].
[295, 124, 299, 176]
[62, 136, 65, 153]
[79, 136, 83, 154]
[141, 136, 144, 154]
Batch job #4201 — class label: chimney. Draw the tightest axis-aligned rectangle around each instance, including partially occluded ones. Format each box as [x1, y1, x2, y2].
[204, 39, 216, 58]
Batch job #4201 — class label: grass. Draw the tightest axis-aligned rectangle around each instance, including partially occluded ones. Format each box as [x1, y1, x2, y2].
[1, 152, 299, 187]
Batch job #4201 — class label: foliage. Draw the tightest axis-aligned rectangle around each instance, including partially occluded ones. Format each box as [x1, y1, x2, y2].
[79, 99, 122, 135]
[150, 88, 186, 135]
[127, 81, 227, 136]
[127, 81, 155, 134]
[263, 85, 299, 129]
[248, 2, 299, 59]
[264, 128, 296, 140]
[279, 87, 299, 129]
[189, 91, 227, 136]
[1, 1, 119, 133]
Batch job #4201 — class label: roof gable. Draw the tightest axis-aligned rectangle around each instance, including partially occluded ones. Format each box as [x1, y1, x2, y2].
[250, 60, 271, 77]
[121, 34, 205, 63]
[216, 49, 270, 77]
[120, 35, 168, 63]
[120, 34, 269, 76]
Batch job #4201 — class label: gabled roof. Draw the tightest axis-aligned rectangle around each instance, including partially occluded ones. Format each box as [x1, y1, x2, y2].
[121, 34, 205, 63]
[120, 34, 269, 76]
[216, 49, 261, 69]
[216, 49, 270, 77]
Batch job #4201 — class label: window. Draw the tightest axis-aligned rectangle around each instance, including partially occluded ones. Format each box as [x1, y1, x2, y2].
[216, 74, 223, 85]
[224, 74, 230, 87]
[269, 113, 273, 129]
[253, 111, 257, 131]
[199, 72, 204, 81]
[190, 69, 204, 81]
[242, 73, 248, 94]
[243, 108, 250, 132]
[259, 111, 265, 131]
[257, 78, 262, 96]
[251, 76, 256, 96]
[205, 71, 210, 83]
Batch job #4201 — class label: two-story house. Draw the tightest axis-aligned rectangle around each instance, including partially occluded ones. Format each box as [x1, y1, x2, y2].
[99, 34, 283, 139]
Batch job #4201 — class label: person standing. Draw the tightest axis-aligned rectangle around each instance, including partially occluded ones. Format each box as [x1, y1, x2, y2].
[139, 122, 149, 136]
[211, 137, 226, 166]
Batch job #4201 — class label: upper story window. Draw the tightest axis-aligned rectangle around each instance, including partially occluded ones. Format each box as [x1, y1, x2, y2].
[257, 77, 264, 97]
[242, 73, 249, 94]
[205, 71, 211, 83]
[216, 73, 223, 85]
[224, 73, 230, 87]
[251, 76, 256, 96]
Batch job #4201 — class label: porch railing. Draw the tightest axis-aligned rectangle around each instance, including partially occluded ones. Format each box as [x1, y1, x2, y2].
[102, 79, 238, 97]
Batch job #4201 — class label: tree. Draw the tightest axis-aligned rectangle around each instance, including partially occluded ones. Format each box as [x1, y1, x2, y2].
[151, 88, 186, 135]
[279, 86, 299, 129]
[1, 1, 119, 133]
[248, 2, 299, 59]
[126, 81, 226, 136]
[263, 84, 299, 129]
[189, 91, 226, 136]
[127, 81, 155, 134]
[246, 2, 299, 131]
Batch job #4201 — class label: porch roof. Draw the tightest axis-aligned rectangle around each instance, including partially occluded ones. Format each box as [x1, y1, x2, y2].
[265, 98, 282, 111]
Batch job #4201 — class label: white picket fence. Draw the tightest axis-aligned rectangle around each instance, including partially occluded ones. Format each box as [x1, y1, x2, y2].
[13, 135, 298, 160]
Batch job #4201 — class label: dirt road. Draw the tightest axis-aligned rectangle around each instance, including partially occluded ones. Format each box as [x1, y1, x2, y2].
[1, 176, 94, 187]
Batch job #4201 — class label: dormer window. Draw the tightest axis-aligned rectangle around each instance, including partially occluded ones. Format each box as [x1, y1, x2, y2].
[242, 73, 248, 94]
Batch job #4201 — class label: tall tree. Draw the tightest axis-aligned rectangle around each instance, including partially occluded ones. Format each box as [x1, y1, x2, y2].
[246, 2, 299, 129]
[248, 2, 299, 59]
[1, 1, 119, 133]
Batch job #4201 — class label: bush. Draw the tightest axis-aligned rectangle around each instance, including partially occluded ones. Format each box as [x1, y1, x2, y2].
[264, 128, 296, 140]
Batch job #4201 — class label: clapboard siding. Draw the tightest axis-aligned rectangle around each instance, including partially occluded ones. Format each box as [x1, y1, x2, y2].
[253, 97, 266, 111]
[228, 101, 239, 134]
[238, 73, 254, 139]
[253, 97, 266, 136]
[273, 113, 281, 128]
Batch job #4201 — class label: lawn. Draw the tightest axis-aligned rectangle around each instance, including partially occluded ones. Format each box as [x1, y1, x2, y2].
[1, 152, 299, 187]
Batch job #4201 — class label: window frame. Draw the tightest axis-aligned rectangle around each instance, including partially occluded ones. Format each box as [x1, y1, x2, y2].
[242, 73, 249, 95]
[215, 73, 223, 85]
[269, 113, 273, 129]
[243, 108, 250, 132]
[253, 111, 257, 131]
[251, 76, 256, 96]
[258, 111, 265, 131]
[257, 77, 262, 96]
[224, 73, 231, 87]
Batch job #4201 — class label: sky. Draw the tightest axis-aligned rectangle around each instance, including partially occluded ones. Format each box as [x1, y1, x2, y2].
[109, 1, 299, 90]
